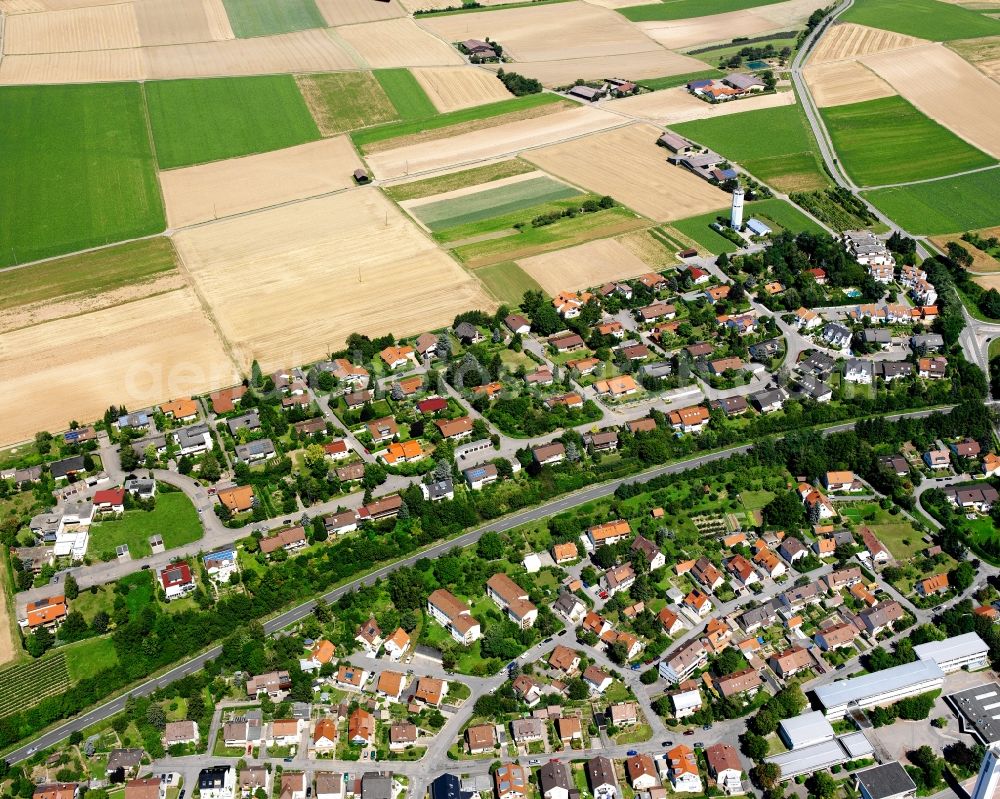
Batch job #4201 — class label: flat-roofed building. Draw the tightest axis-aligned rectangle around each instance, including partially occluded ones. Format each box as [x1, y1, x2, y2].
[778, 711, 834, 750]
[914, 632, 989, 673]
[855, 763, 916, 799]
[815, 659, 945, 719]
[946, 683, 1000, 743]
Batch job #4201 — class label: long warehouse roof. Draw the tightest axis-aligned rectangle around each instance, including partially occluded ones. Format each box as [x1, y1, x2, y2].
[815, 659, 944, 709]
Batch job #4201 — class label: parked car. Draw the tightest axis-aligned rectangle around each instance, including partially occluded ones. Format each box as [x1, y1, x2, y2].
[627, 750, 638, 757]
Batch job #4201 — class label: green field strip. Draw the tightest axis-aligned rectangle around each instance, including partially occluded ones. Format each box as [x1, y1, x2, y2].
[863, 167, 1000, 235]
[821, 96, 996, 188]
[412, 176, 582, 231]
[637, 69, 723, 91]
[474, 261, 544, 305]
[222, 0, 326, 38]
[351, 92, 566, 150]
[0, 83, 165, 268]
[373, 68, 438, 121]
[620, 0, 784, 22]
[146, 76, 321, 169]
[840, 0, 1000, 41]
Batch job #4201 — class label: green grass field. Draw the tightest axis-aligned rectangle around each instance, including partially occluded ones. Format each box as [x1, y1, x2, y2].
[452, 205, 644, 266]
[0, 237, 177, 313]
[0, 83, 164, 268]
[146, 76, 321, 169]
[0, 652, 70, 717]
[383, 160, 535, 202]
[295, 72, 399, 134]
[840, 0, 1000, 41]
[412, 176, 580, 231]
[474, 261, 544, 304]
[373, 68, 438, 121]
[222, 0, 325, 37]
[863, 168, 1000, 234]
[671, 104, 829, 192]
[821, 96, 995, 187]
[638, 69, 722, 91]
[620, 0, 782, 21]
[670, 210, 740, 255]
[747, 198, 827, 235]
[88, 493, 203, 558]
[351, 93, 567, 150]
[63, 637, 119, 682]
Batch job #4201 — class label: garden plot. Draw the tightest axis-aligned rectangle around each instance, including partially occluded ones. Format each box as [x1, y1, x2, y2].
[314, 0, 404, 26]
[516, 238, 653, 294]
[160, 137, 363, 227]
[172, 188, 495, 369]
[637, 0, 827, 49]
[804, 59, 896, 107]
[608, 85, 795, 125]
[0, 288, 237, 447]
[412, 66, 513, 112]
[364, 104, 624, 180]
[402, 172, 580, 231]
[337, 18, 464, 67]
[418, 2, 663, 62]
[3, 3, 140, 53]
[522, 122, 728, 222]
[859, 43, 1000, 159]
[808, 22, 926, 63]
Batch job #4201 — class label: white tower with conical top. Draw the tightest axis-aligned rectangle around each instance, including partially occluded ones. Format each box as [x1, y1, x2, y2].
[730, 187, 745, 230]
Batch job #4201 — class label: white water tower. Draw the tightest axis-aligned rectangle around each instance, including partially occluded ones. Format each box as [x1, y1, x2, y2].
[730, 187, 745, 230]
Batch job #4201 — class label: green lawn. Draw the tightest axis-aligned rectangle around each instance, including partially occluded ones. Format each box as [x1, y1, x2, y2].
[373, 68, 438, 121]
[475, 261, 544, 305]
[747, 198, 827, 235]
[88, 492, 202, 558]
[0, 237, 176, 313]
[821, 96, 995, 187]
[638, 69, 722, 91]
[840, 0, 1000, 41]
[670, 210, 740, 255]
[222, 0, 325, 37]
[863, 168, 1000, 234]
[0, 83, 164, 267]
[412, 176, 580, 231]
[672, 104, 829, 192]
[351, 93, 567, 150]
[63, 637, 119, 682]
[295, 72, 400, 134]
[620, 0, 783, 21]
[146, 76, 321, 169]
[740, 489, 775, 511]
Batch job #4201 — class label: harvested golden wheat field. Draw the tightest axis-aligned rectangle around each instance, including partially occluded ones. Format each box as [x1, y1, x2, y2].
[0, 288, 237, 445]
[517, 238, 654, 294]
[639, 0, 827, 49]
[861, 43, 1000, 158]
[524, 123, 728, 222]
[201, 0, 234, 40]
[0, 48, 146, 82]
[418, 1, 663, 62]
[487, 49, 707, 86]
[160, 137, 364, 228]
[315, 0, 404, 26]
[412, 66, 513, 112]
[173, 189, 495, 369]
[609, 87, 795, 125]
[134, 0, 219, 47]
[809, 22, 926, 64]
[337, 18, 464, 67]
[3, 3, 140, 54]
[365, 105, 625, 179]
[804, 59, 896, 107]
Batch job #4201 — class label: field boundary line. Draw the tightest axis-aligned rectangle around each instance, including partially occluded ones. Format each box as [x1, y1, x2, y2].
[858, 162, 1000, 192]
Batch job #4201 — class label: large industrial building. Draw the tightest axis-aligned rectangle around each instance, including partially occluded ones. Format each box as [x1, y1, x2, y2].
[914, 632, 989, 673]
[814, 660, 945, 719]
